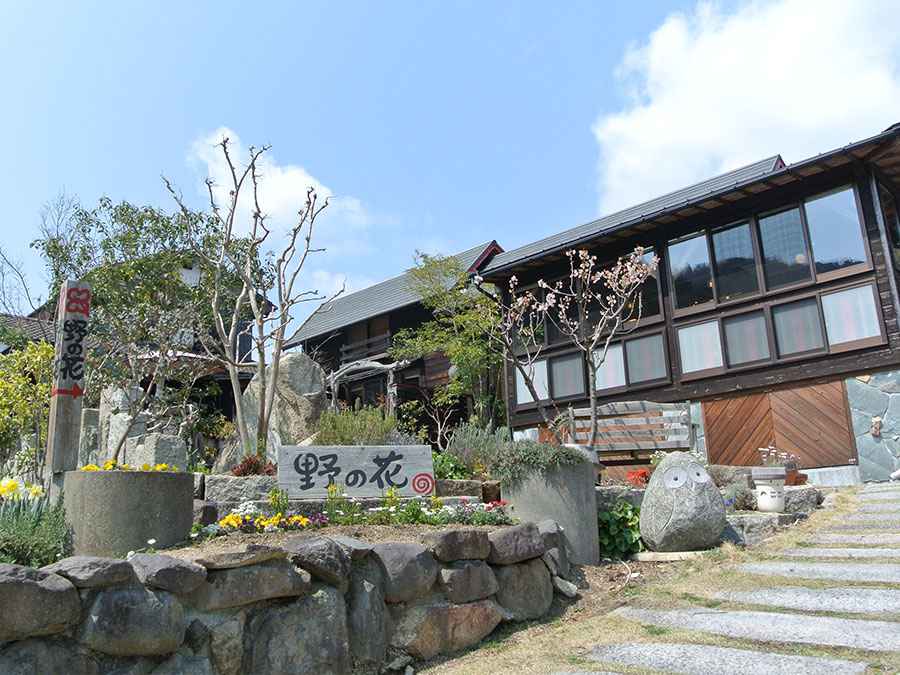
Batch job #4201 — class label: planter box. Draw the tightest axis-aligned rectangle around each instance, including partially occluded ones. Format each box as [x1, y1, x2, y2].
[504, 462, 599, 565]
[63, 471, 193, 556]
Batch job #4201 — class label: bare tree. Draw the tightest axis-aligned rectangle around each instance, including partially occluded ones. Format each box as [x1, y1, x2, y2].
[537, 247, 657, 448]
[166, 138, 339, 458]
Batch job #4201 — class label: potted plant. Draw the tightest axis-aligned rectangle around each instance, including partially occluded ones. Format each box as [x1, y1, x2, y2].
[751, 446, 794, 513]
[63, 460, 193, 556]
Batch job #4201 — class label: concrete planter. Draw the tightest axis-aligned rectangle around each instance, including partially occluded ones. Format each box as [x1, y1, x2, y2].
[63, 471, 193, 556]
[504, 461, 599, 565]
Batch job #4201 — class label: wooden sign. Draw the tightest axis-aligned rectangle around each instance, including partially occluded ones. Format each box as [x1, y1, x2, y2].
[46, 280, 91, 478]
[277, 445, 435, 498]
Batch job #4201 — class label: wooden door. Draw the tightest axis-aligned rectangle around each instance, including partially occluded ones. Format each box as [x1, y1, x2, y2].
[703, 381, 857, 469]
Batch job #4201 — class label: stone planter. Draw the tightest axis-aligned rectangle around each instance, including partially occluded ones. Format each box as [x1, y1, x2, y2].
[63, 471, 193, 556]
[751, 466, 786, 513]
[504, 462, 599, 565]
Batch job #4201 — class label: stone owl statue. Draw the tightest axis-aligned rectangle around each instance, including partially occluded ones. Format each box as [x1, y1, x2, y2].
[639, 452, 726, 552]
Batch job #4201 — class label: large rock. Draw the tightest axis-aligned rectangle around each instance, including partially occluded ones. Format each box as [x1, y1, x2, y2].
[42, 556, 135, 588]
[487, 523, 545, 565]
[595, 485, 646, 512]
[0, 564, 80, 641]
[493, 558, 553, 621]
[542, 546, 571, 580]
[347, 557, 389, 668]
[439, 561, 499, 603]
[189, 544, 284, 570]
[707, 465, 754, 489]
[722, 513, 780, 547]
[327, 534, 374, 561]
[242, 585, 350, 674]
[99, 385, 146, 458]
[639, 452, 726, 552]
[390, 599, 504, 659]
[283, 536, 351, 592]
[123, 433, 188, 470]
[204, 475, 278, 503]
[435, 479, 483, 497]
[184, 558, 311, 611]
[78, 408, 100, 468]
[0, 638, 99, 675]
[184, 609, 246, 675]
[151, 652, 215, 675]
[129, 553, 207, 594]
[371, 542, 439, 603]
[80, 587, 185, 656]
[193, 500, 218, 527]
[423, 528, 491, 562]
[784, 485, 823, 514]
[239, 352, 328, 463]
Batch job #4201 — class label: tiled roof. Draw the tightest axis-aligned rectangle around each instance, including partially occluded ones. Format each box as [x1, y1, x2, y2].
[287, 241, 499, 345]
[0, 314, 55, 345]
[482, 155, 784, 274]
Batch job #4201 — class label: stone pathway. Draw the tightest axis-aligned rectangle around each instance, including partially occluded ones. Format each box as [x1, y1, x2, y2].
[582, 482, 900, 673]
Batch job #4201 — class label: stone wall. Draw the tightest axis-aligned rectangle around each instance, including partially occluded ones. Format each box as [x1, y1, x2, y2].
[845, 370, 900, 481]
[0, 522, 574, 674]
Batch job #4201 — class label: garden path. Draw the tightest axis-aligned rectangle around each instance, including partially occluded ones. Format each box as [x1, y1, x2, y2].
[579, 482, 900, 674]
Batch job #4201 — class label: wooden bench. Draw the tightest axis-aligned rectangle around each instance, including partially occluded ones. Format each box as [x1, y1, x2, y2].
[558, 400, 694, 466]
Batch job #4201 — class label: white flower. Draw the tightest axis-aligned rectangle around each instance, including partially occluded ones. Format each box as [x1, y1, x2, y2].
[126, 551, 135, 559]
[147, 538, 157, 546]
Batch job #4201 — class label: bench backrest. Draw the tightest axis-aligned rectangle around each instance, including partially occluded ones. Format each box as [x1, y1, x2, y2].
[561, 400, 693, 465]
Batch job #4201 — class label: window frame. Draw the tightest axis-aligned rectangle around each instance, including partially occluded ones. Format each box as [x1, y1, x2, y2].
[675, 318, 727, 381]
[666, 230, 718, 317]
[802, 184, 872, 284]
[590, 328, 672, 396]
[674, 278, 886, 382]
[546, 350, 587, 401]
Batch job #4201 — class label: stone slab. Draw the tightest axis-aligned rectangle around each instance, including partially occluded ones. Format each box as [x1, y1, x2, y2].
[740, 561, 900, 583]
[859, 503, 900, 513]
[810, 533, 900, 546]
[613, 606, 900, 652]
[713, 586, 900, 615]
[783, 547, 900, 559]
[589, 642, 867, 674]
[630, 551, 704, 562]
[848, 514, 900, 522]
[862, 483, 900, 492]
[859, 492, 900, 502]
[829, 522, 900, 530]
[803, 466, 861, 487]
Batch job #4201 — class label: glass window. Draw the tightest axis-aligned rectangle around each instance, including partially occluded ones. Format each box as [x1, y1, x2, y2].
[550, 353, 585, 398]
[515, 360, 548, 404]
[712, 222, 759, 301]
[669, 233, 714, 309]
[594, 344, 626, 391]
[626, 334, 668, 383]
[822, 285, 880, 346]
[805, 187, 866, 275]
[723, 312, 770, 366]
[759, 208, 812, 289]
[772, 298, 824, 356]
[638, 248, 660, 318]
[677, 321, 723, 374]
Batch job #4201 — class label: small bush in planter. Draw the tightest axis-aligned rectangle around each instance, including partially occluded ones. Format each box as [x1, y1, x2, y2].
[488, 439, 586, 489]
[231, 455, 276, 476]
[315, 406, 400, 445]
[598, 500, 642, 559]
[432, 451, 472, 480]
[446, 421, 510, 478]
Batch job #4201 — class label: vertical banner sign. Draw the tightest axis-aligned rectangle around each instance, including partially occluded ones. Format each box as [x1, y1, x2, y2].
[46, 280, 91, 476]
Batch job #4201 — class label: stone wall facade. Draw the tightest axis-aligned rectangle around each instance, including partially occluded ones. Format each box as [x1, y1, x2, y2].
[0, 522, 573, 674]
[845, 369, 900, 481]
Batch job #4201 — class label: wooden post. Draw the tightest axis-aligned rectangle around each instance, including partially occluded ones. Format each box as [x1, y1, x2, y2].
[46, 280, 91, 496]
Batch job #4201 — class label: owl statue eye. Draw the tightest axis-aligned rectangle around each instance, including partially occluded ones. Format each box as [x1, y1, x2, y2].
[688, 463, 709, 483]
[663, 466, 688, 488]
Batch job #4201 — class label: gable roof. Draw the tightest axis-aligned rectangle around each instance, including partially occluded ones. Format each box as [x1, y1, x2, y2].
[0, 314, 55, 347]
[482, 154, 784, 274]
[287, 240, 502, 346]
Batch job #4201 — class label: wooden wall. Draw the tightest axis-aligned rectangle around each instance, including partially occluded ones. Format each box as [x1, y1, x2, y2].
[703, 380, 857, 469]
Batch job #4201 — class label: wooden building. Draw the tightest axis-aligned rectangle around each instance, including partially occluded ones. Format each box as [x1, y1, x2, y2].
[286, 241, 502, 408]
[479, 122, 900, 481]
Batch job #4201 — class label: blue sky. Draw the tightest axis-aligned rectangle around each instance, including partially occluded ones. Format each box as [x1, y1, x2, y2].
[2, 1, 900, 319]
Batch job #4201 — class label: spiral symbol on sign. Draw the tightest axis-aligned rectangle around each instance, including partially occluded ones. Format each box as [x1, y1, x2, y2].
[411, 472, 435, 495]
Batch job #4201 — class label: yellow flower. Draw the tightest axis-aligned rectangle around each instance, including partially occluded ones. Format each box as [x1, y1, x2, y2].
[0, 478, 20, 498]
[102, 459, 116, 471]
[154, 463, 169, 472]
[119, 463, 132, 471]
[27, 484, 44, 499]
[218, 513, 243, 529]
[80, 464, 101, 472]
[141, 463, 151, 472]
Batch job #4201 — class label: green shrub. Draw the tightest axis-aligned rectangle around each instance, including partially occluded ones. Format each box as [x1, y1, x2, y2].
[488, 439, 585, 489]
[432, 451, 472, 480]
[315, 406, 399, 445]
[446, 421, 510, 477]
[268, 487, 290, 515]
[0, 497, 71, 567]
[598, 500, 642, 559]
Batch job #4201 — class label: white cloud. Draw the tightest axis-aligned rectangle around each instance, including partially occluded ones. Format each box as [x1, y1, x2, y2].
[593, 0, 900, 214]
[189, 127, 376, 257]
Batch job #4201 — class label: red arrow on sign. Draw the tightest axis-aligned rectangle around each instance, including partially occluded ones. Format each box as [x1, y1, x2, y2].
[52, 383, 84, 399]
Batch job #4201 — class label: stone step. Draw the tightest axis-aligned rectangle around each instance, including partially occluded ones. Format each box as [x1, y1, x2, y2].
[809, 533, 900, 546]
[848, 514, 900, 522]
[859, 492, 900, 502]
[783, 547, 900, 559]
[712, 585, 900, 614]
[859, 503, 900, 513]
[612, 606, 900, 652]
[740, 561, 900, 583]
[862, 483, 900, 492]
[829, 522, 900, 531]
[588, 642, 867, 674]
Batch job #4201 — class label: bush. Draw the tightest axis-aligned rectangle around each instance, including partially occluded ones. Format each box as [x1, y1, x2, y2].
[488, 439, 585, 489]
[432, 451, 473, 480]
[231, 455, 276, 476]
[598, 500, 642, 559]
[315, 406, 399, 445]
[0, 497, 71, 567]
[446, 421, 510, 477]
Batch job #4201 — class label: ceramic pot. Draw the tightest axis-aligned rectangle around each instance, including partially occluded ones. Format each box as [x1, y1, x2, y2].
[754, 482, 786, 513]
